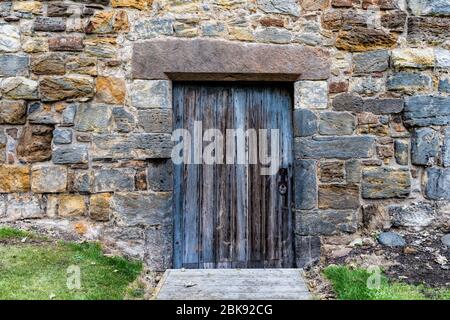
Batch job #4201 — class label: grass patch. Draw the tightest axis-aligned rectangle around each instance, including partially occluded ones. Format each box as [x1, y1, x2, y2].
[0, 228, 143, 300]
[324, 265, 450, 300]
[0, 227, 34, 240]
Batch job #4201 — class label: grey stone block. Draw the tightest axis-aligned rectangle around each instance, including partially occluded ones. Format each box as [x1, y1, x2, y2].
[296, 209, 357, 236]
[93, 168, 136, 193]
[148, 160, 173, 192]
[387, 72, 432, 92]
[293, 109, 317, 137]
[411, 128, 439, 166]
[145, 225, 173, 271]
[295, 136, 375, 159]
[295, 236, 321, 268]
[53, 128, 72, 144]
[353, 50, 389, 74]
[294, 160, 317, 210]
[0, 54, 28, 77]
[394, 139, 409, 166]
[92, 133, 173, 160]
[404, 96, 450, 127]
[319, 112, 356, 136]
[112, 192, 172, 227]
[443, 127, 450, 167]
[425, 167, 450, 200]
[53, 145, 88, 164]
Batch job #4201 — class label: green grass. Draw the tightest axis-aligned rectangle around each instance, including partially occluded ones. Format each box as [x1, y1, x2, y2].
[324, 265, 450, 300]
[0, 227, 34, 240]
[0, 227, 143, 300]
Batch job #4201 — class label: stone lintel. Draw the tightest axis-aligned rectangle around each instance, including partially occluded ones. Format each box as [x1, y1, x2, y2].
[132, 39, 331, 81]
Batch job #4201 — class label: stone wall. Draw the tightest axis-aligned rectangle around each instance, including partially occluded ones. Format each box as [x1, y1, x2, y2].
[0, 0, 450, 270]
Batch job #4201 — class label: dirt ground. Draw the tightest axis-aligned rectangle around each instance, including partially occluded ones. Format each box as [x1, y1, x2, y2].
[305, 227, 450, 299]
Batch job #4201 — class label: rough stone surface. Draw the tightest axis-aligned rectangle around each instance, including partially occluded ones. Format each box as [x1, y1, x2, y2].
[335, 27, 397, 52]
[296, 210, 357, 236]
[319, 161, 345, 183]
[95, 76, 126, 104]
[319, 112, 356, 135]
[31, 165, 68, 193]
[137, 109, 171, 133]
[425, 168, 450, 200]
[132, 39, 331, 81]
[443, 128, 450, 167]
[0, 165, 31, 193]
[378, 232, 406, 247]
[295, 136, 375, 159]
[53, 128, 72, 144]
[387, 72, 432, 93]
[363, 98, 404, 115]
[294, 160, 317, 210]
[58, 194, 86, 217]
[362, 204, 391, 231]
[411, 128, 439, 166]
[17, 125, 53, 163]
[5, 194, 44, 220]
[295, 81, 328, 109]
[0, 24, 21, 52]
[0, 55, 29, 77]
[130, 80, 171, 109]
[404, 96, 450, 127]
[91, 134, 172, 160]
[394, 140, 409, 166]
[295, 236, 321, 268]
[442, 234, 450, 248]
[389, 202, 435, 230]
[353, 50, 389, 74]
[362, 167, 411, 199]
[293, 109, 317, 137]
[112, 192, 172, 227]
[53, 145, 89, 164]
[40, 76, 95, 102]
[148, 160, 173, 192]
[93, 168, 135, 193]
[257, 0, 300, 16]
[332, 93, 364, 112]
[0, 100, 27, 124]
[75, 104, 112, 133]
[392, 48, 435, 69]
[90, 193, 112, 221]
[436, 49, 450, 68]
[318, 184, 360, 209]
[1, 77, 39, 100]
[408, 0, 450, 16]
[31, 53, 65, 75]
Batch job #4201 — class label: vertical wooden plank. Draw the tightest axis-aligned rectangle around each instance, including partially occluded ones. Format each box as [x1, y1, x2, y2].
[232, 87, 248, 267]
[182, 85, 200, 268]
[173, 85, 184, 269]
[201, 85, 216, 268]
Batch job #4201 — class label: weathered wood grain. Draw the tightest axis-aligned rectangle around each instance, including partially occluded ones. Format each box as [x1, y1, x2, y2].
[173, 83, 294, 269]
[155, 269, 311, 300]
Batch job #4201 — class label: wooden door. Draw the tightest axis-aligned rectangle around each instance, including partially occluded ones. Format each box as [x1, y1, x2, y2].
[173, 82, 294, 269]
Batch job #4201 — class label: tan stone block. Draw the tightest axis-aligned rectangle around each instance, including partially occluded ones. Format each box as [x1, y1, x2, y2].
[90, 193, 112, 221]
[112, 0, 152, 10]
[85, 10, 129, 34]
[0, 165, 31, 192]
[58, 194, 86, 217]
[96, 76, 126, 104]
[229, 27, 254, 41]
[392, 48, 435, 69]
[13, 1, 43, 14]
